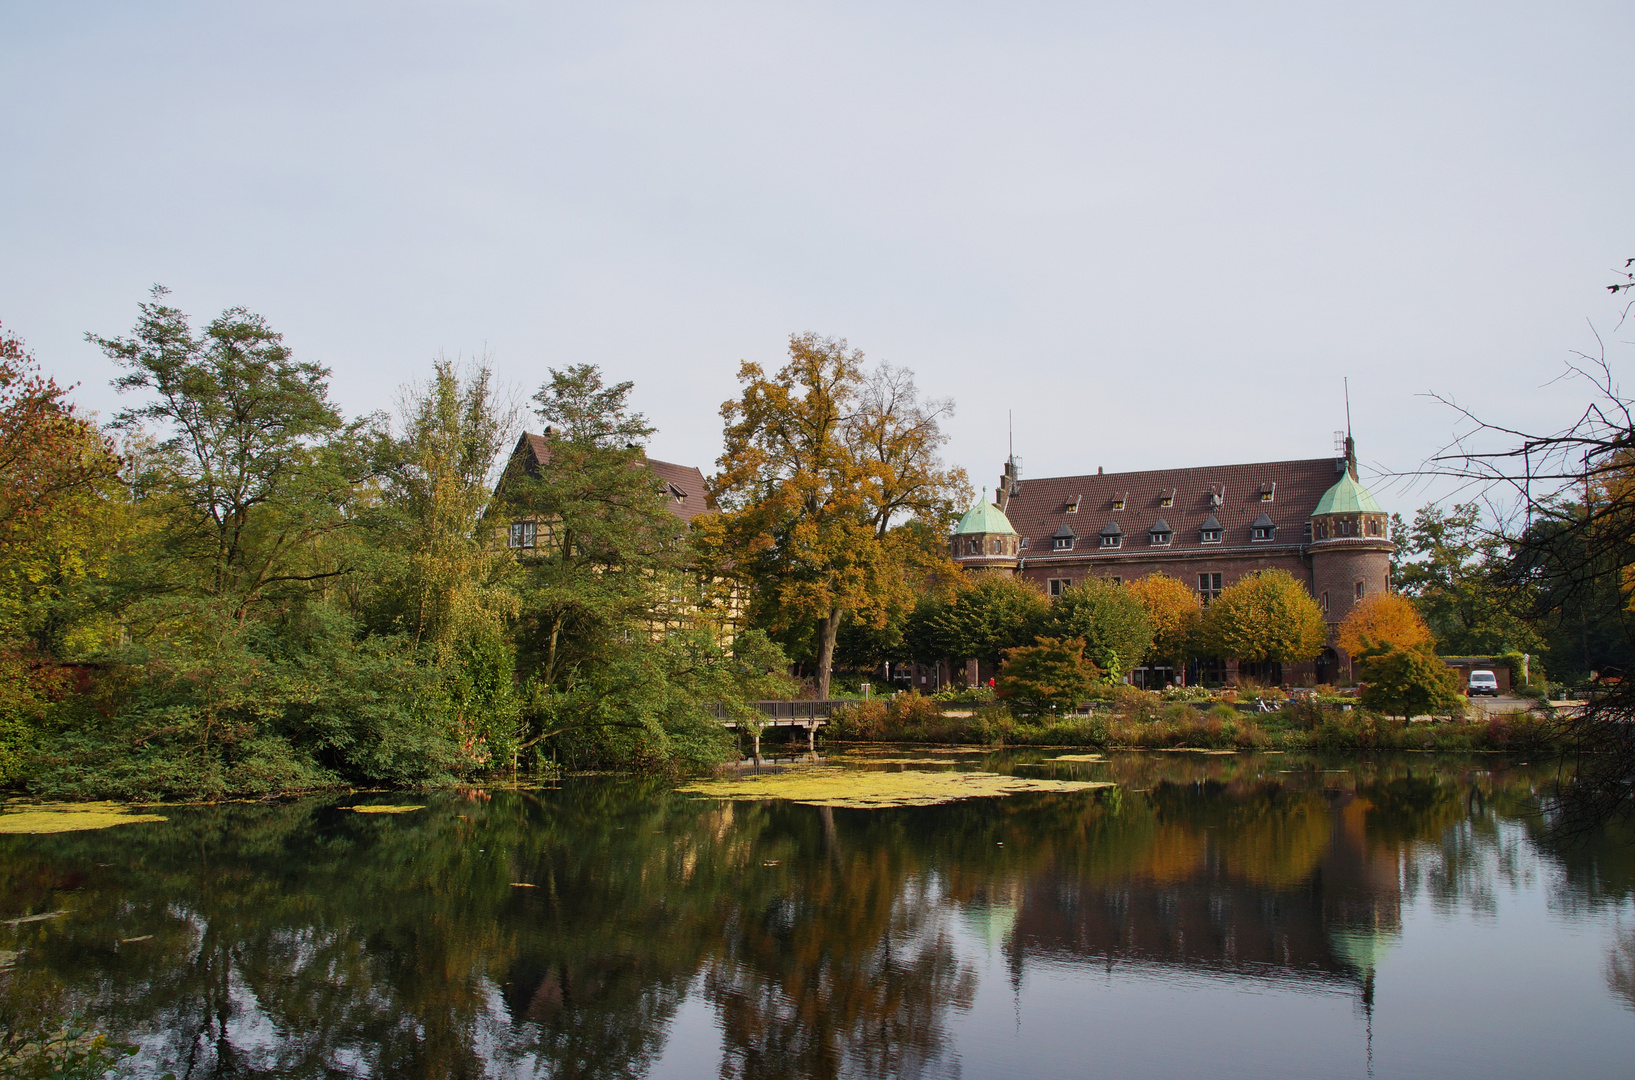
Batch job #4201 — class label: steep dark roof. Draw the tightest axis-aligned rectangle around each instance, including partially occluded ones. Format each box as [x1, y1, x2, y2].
[1099, 519, 1124, 537]
[1052, 522, 1077, 539]
[503, 432, 713, 525]
[1004, 456, 1346, 556]
[1149, 517, 1172, 534]
[1252, 512, 1276, 529]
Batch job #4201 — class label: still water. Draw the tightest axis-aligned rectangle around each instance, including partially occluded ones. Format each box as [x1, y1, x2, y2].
[2, 752, 1633, 1079]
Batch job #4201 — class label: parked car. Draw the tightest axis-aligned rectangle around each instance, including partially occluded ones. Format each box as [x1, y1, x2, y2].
[1467, 670, 1499, 697]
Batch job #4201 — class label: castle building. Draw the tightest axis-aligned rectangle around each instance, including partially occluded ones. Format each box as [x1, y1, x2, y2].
[950, 438, 1392, 686]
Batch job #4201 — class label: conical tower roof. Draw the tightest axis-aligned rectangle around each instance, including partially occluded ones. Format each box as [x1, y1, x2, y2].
[954, 490, 1018, 536]
[1313, 470, 1383, 515]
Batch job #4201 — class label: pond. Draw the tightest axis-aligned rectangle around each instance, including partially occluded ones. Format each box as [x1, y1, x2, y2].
[2, 751, 1633, 1079]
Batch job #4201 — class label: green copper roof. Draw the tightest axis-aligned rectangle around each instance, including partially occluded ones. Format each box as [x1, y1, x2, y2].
[1313, 470, 1383, 515]
[953, 491, 1017, 536]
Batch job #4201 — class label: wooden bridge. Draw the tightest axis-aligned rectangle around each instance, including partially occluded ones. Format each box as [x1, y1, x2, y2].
[712, 700, 851, 755]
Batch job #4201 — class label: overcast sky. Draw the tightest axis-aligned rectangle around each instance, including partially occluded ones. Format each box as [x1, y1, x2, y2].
[3, 1, 1632, 510]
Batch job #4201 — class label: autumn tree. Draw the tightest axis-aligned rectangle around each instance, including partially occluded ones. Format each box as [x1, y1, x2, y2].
[1197, 569, 1327, 672]
[1338, 592, 1435, 659]
[996, 636, 1099, 716]
[1127, 573, 1202, 677]
[1043, 577, 1152, 680]
[702, 334, 966, 698]
[1358, 644, 1466, 719]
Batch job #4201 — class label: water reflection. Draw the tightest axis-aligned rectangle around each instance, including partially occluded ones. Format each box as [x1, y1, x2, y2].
[0, 754, 1631, 1078]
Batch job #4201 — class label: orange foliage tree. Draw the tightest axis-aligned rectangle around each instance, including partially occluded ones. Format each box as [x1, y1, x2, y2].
[1127, 573, 1201, 673]
[1338, 592, 1435, 658]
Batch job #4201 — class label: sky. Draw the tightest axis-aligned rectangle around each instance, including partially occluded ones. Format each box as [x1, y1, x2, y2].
[3, 1, 1632, 512]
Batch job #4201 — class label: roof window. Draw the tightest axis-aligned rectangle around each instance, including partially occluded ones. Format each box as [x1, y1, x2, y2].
[1251, 513, 1277, 541]
[1260, 482, 1275, 503]
[1159, 488, 1175, 508]
[1149, 517, 1172, 546]
[1199, 513, 1223, 544]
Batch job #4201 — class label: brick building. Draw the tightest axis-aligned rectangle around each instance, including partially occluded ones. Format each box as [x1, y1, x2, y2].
[950, 437, 1393, 686]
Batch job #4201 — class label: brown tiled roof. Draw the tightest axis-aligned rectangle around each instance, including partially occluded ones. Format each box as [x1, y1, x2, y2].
[505, 432, 713, 524]
[1004, 456, 1350, 558]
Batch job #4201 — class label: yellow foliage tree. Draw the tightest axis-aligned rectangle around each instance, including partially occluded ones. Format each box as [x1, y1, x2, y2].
[1197, 569, 1327, 667]
[1127, 573, 1201, 671]
[701, 334, 967, 698]
[1337, 592, 1435, 658]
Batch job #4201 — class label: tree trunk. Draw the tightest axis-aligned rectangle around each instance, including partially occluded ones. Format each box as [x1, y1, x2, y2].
[815, 606, 843, 700]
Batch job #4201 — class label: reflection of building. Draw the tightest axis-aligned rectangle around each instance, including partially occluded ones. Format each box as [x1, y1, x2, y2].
[1003, 790, 1402, 994]
[950, 437, 1393, 684]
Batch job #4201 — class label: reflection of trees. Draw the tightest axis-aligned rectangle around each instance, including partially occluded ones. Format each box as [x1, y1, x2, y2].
[1608, 927, 1635, 1011]
[0, 756, 1629, 1076]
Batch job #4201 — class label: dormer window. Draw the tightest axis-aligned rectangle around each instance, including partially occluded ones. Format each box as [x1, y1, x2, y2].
[1052, 524, 1076, 551]
[1065, 495, 1080, 513]
[1101, 533, 1121, 548]
[1251, 513, 1277, 541]
[1159, 489, 1175, 508]
[1099, 521, 1124, 549]
[1112, 494, 1126, 511]
[1149, 517, 1172, 546]
[1019, 537, 1030, 549]
[1199, 513, 1223, 544]
[668, 483, 687, 504]
[509, 521, 537, 549]
[1260, 482, 1275, 503]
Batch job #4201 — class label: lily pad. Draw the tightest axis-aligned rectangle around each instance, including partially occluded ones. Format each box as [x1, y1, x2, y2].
[348, 805, 425, 814]
[678, 766, 1110, 809]
[0, 803, 167, 835]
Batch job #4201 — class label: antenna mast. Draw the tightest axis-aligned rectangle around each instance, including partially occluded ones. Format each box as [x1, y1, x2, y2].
[1344, 377, 1352, 438]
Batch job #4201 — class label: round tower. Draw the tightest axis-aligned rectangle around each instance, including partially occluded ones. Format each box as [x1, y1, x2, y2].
[1308, 465, 1394, 679]
[951, 491, 1020, 575]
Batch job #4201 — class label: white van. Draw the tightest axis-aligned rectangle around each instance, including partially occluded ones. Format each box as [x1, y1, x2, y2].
[1467, 670, 1499, 697]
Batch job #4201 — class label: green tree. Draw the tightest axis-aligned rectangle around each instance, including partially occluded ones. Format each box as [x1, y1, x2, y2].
[996, 636, 1099, 716]
[1358, 644, 1466, 719]
[1044, 578, 1153, 681]
[1197, 569, 1327, 669]
[702, 335, 966, 698]
[1394, 502, 1540, 656]
[91, 286, 378, 619]
[915, 574, 1048, 668]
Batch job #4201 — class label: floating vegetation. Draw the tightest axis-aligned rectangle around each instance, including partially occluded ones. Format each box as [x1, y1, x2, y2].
[1048, 754, 1107, 763]
[2, 910, 66, 927]
[838, 757, 961, 766]
[0, 803, 167, 835]
[510, 883, 537, 888]
[347, 805, 425, 815]
[678, 766, 1110, 809]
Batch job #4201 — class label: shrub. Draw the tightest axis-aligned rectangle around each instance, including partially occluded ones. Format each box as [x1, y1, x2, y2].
[828, 699, 888, 741]
[887, 690, 943, 730]
[1358, 644, 1466, 719]
[997, 637, 1098, 716]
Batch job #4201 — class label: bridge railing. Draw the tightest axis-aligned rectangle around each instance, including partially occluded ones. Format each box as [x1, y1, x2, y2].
[710, 700, 852, 721]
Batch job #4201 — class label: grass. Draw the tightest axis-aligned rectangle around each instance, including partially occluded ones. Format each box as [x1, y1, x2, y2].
[677, 765, 1110, 808]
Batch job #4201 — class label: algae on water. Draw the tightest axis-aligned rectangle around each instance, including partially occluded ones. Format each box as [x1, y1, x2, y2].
[678, 766, 1110, 809]
[348, 805, 425, 814]
[0, 803, 167, 835]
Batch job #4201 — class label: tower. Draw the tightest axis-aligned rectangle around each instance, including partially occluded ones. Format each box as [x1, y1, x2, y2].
[1308, 437, 1393, 679]
[951, 490, 1020, 575]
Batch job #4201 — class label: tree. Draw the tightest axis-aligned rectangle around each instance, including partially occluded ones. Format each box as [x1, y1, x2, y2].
[702, 334, 966, 697]
[1393, 502, 1539, 656]
[1358, 644, 1466, 719]
[913, 574, 1048, 669]
[1338, 592, 1436, 658]
[1125, 573, 1200, 674]
[1197, 569, 1327, 670]
[996, 636, 1099, 716]
[90, 287, 376, 619]
[1044, 578, 1152, 682]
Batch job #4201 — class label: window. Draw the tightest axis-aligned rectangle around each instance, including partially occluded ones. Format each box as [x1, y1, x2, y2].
[1201, 528, 1222, 544]
[1109, 575, 1122, 586]
[1160, 489, 1175, 508]
[1303, 521, 1313, 541]
[1054, 536, 1073, 551]
[1149, 529, 1172, 546]
[1100, 533, 1122, 549]
[509, 521, 537, 549]
[1260, 482, 1275, 502]
[1019, 537, 1030, 549]
[1049, 578, 1071, 596]
[1199, 573, 1223, 603]
[1252, 524, 1275, 541]
[990, 538, 1005, 554]
[1065, 496, 1080, 513]
[1112, 496, 1126, 510]
[1321, 591, 1330, 613]
[1355, 580, 1365, 601]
